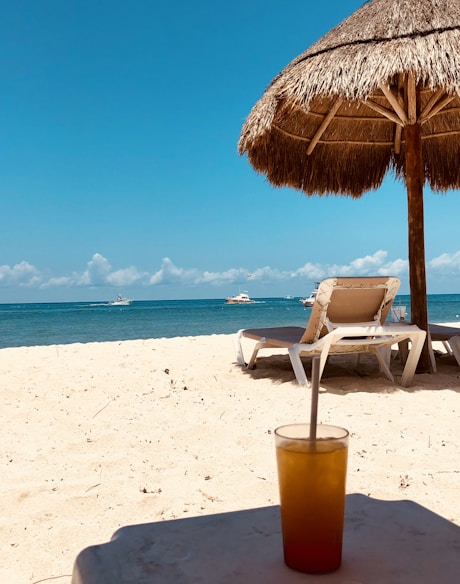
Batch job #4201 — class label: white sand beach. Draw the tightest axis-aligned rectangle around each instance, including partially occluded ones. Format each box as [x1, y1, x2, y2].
[1, 332, 459, 583]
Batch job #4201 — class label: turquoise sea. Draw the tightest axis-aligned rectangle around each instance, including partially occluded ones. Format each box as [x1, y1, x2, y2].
[0, 295, 459, 349]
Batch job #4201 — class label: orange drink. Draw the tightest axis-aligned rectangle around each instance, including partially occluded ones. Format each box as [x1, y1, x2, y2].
[275, 424, 349, 573]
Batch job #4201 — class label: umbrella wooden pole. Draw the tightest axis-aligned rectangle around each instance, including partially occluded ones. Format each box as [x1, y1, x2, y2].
[405, 122, 432, 372]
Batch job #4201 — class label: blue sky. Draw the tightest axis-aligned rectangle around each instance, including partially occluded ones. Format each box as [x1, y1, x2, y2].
[1, 0, 459, 303]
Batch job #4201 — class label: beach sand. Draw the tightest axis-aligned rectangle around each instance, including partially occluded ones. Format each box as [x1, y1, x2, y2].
[1, 332, 459, 583]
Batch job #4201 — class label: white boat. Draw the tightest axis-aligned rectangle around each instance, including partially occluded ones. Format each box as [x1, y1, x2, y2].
[225, 292, 255, 304]
[108, 294, 133, 306]
[300, 282, 320, 307]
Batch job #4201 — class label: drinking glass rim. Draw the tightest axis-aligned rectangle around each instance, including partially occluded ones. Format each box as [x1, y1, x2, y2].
[274, 423, 349, 441]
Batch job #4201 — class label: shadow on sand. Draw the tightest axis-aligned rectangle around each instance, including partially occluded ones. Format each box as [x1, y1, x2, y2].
[72, 493, 459, 584]
[238, 350, 460, 394]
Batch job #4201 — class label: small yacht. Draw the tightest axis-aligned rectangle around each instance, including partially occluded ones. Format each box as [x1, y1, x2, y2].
[300, 282, 320, 307]
[225, 292, 255, 304]
[108, 294, 133, 306]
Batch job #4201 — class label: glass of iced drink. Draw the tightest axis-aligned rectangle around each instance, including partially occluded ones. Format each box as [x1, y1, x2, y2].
[275, 423, 349, 573]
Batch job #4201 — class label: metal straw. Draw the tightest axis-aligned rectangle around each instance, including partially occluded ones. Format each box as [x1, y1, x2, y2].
[309, 357, 320, 441]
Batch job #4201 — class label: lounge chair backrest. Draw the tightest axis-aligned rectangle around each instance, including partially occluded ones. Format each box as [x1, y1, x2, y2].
[300, 276, 400, 344]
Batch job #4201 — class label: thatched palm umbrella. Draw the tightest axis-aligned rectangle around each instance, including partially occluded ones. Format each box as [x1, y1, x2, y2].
[238, 0, 460, 371]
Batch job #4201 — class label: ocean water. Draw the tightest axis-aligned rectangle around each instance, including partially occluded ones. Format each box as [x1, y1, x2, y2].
[0, 295, 459, 349]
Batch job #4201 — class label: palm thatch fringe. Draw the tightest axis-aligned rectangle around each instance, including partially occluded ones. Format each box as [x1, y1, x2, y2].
[239, 0, 460, 196]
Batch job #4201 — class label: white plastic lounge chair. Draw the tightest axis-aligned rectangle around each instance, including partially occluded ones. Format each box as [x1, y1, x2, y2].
[235, 277, 426, 387]
[427, 323, 460, 371]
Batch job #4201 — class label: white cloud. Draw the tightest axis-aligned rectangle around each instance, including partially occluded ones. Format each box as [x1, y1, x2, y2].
[379, 258, 408, 275]
[295, 262, 326, 280]
[0, 261, 41, 287]
[4, 248, 460, 296]
[145, 251, 408, 289]
[328, 250, 389, 276]
[249, 266, 292, 280]
[41, 254, 144, 288]
[149, 257, 200, 285]
[429, 251, 460, 272]
[80, 253, 112, 285]
[107, 267, 145, 286]
[290, 251, 406, 281]
[200, 267, 250, 284]
[43, 276, 73, 287]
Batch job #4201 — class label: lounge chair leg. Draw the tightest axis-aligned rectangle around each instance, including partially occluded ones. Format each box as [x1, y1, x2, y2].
[400, 332, 427, 387]
[247, 341, 264, 369]
[288, 345, 309, 386]
[442, 340, 453, 356]
[373, 346, 394, 383]
[235, 330, 247, 366]
[318, 352, 328, 383]
[426, 330, 437, 373]
[397, 339, 409, 364]
[447, 336, 460, 367]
